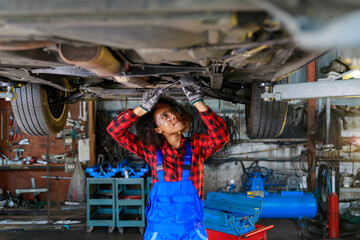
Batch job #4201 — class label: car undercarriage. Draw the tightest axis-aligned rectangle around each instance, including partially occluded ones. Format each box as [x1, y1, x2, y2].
[0, 0, 355, 137]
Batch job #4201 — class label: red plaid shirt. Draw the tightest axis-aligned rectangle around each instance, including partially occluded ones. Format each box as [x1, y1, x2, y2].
[107, 107, 229, 199]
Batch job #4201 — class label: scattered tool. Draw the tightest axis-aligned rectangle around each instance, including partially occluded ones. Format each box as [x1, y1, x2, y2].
[0, 147, 10, 152]
[41, 176, 72, 180]
[1, 110, 3, 142]
[14, 125, 20, 140]
[159, 79, 180, 91]
[7, 191, 15, 208]
[8, 126, 13, 141]
[66, 119, 85, 131]
[78, 101, 87, 121]
[13, 147, 25, 160]
[7, 138, 29, 148]
[19, 138, 29, 145]
[8, 111, 13, 126]
[0, 225, 70, 231]
[0, 152, 8, 160]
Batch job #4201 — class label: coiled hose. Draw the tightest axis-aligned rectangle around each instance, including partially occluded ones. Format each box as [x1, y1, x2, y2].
[316, 164, 331, 220]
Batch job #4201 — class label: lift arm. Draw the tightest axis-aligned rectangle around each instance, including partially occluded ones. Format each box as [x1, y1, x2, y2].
[261, 70, 360, 101]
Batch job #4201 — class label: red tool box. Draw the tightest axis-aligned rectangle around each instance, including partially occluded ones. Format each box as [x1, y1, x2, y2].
[207, 224, 274, 240]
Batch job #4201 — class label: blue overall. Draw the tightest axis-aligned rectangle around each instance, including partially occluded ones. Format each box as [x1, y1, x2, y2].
[144, 139, 208, 240]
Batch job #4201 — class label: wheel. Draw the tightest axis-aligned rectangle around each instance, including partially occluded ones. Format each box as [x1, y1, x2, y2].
[245, 81, 288, 138]
[139, 227, 145, 234]
[11, 83, 70, 136]
[86, 226, 94, 233]
[118, 227, 124, 234]
[108, 226, 115, 234]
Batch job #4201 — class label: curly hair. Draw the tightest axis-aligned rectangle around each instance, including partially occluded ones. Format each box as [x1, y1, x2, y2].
[135, 96, 192, 147]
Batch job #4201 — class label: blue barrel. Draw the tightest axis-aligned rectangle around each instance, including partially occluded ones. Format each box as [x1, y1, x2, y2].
[238, 191, 317, 219]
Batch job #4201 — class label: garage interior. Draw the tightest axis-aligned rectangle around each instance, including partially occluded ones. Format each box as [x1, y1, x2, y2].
[0, 50, 358, 240]
[0, 2, 360, 240]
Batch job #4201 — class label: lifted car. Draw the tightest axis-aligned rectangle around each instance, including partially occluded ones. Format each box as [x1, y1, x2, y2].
[0, 0, 352, 137]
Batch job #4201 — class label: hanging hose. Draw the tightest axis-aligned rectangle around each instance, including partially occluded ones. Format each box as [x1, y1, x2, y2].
[316, 164, 331, 220]
[299, 150, 316, 173]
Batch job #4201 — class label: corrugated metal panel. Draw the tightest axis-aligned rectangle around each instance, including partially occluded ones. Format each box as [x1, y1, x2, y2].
[286, 49, 341, 84]
[289, 67, 307, 84]
[316, 49, 342, 78]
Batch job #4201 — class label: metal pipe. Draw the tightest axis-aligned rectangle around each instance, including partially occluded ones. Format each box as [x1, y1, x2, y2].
[332, 171, 336, 193]
[58, 44, 124, 77]
[46, 136, 50, 223]
[1, 111, 3, 142]
[326, 98, 331, 145]
[0, 40, 54, 51]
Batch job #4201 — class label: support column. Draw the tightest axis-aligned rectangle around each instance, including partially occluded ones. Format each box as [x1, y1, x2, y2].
[307, 61, 317, 191]
[89, 101, 96, 166]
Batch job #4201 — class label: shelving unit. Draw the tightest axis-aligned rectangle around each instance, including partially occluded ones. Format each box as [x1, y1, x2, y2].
[86, 178, 116, 233]
[115, 178, 145, 234]
[146, 176, 152, 205]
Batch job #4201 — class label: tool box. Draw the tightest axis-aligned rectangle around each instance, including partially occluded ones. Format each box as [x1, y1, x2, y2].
[204, 192, 262, 236]
[206, 224, 274, 240]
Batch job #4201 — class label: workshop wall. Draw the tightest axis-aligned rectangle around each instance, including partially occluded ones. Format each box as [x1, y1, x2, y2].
[98, 91, 360, 201]
[0, 169, 70, 203]
[0, 100, 88, 202]
[98, 98, 309, 196]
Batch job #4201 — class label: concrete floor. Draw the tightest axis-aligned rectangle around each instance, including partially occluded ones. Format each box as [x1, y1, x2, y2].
[0, 219, 358, 240]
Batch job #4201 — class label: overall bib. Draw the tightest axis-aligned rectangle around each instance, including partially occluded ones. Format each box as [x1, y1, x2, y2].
[144, 139, 208, 240]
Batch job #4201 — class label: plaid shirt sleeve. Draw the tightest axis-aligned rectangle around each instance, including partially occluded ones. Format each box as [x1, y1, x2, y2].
[193, 107, 229, 160]
[106, 109, 150, 161]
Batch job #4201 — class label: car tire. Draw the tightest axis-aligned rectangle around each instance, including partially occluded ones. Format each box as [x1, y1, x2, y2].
[11, 83, 69, 136]
[246, 81, 288, 138]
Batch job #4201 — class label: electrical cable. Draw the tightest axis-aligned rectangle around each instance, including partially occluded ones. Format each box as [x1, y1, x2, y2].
[207, 153, 304, 166]
[299, 150, 316, 173]
[215, 143, 307, 157]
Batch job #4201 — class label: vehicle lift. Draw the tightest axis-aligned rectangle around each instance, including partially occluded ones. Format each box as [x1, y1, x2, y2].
[259, 69, 360, 239]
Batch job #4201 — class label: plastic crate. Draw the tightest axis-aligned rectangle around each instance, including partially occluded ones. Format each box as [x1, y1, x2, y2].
[206, 224, 274, 240]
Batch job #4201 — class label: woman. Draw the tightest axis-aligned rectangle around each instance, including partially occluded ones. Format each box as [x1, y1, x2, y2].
[107, 84, 229, 239]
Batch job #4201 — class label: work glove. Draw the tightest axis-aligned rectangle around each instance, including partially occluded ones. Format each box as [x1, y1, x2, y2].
[180, 78, 203, 105]
[140, 88, 163, 112]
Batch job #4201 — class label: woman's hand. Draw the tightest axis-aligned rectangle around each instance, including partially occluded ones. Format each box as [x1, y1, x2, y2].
[180, 79, 208, 112]
[180, 83, 203, 105]
[140, 88, 163, 112]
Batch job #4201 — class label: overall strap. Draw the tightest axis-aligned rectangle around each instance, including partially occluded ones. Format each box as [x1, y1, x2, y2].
[155, 138, 192, 182]
[182, 138, 192, 180]
[156, 147, 165, 182]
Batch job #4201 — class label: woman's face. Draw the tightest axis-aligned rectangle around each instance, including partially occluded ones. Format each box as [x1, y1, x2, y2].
[153, 103, 185, 134]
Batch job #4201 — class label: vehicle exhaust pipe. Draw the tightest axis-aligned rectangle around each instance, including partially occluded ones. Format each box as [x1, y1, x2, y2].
[58, 44, 124, 77]
[0, 40, 55, 51]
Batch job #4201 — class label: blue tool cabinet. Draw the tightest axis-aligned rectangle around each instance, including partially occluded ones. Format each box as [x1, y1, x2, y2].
[86, 178, 116, 233]
[115, 178, 145, 234]
[146, 176, 152, 204]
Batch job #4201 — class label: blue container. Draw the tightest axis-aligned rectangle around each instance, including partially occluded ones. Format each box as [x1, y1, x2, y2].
[237, 191, 317, 219]
[204, 192, 262, 236]
[117, 159, 148, 178]
[86, 162, 120, 178]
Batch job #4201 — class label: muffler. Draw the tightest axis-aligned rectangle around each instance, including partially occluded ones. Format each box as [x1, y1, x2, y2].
[58, 44, 124, 77]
